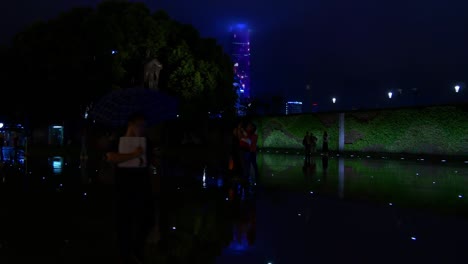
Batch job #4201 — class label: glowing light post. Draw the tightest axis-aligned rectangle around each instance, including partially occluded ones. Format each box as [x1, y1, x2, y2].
[330, 96, 345, 153]
[331, 97, 337, 112]
[388, 91, 393, 99]
[454, 85, 460, 93]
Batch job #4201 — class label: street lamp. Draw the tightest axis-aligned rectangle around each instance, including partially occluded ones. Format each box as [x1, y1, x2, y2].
[332, 97, 336, 104]
[388, 91, 393, 99]
[455, 85, 460, 93]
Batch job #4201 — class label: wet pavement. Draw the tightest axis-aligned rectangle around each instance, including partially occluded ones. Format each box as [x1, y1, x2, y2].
[0, 152, 467, 263]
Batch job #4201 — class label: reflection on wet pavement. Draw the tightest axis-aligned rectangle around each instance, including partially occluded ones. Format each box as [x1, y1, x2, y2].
[0, 153, 467, 263]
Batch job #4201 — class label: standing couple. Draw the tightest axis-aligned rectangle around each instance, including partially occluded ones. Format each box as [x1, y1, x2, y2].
[231, 121, 260, 183]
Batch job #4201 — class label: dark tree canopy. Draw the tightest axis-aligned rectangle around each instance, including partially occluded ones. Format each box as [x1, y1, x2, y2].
[1, 1, 236, 123]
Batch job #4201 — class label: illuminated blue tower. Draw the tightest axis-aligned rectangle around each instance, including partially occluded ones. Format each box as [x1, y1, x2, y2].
[230, 24, 251, 104]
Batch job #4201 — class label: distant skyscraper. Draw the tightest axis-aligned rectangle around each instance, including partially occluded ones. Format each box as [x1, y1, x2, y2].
[230, 24, 251, 106]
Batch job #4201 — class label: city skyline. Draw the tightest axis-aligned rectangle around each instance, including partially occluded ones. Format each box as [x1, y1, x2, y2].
[1, 0, 468, 111]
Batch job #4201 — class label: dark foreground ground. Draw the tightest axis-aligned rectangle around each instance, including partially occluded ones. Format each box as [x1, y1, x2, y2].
[1, 150, 468, 264]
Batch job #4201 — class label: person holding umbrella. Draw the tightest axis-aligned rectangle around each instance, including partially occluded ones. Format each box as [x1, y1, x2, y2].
[105, 112, 157, 264]
[90, 85, 178, 262]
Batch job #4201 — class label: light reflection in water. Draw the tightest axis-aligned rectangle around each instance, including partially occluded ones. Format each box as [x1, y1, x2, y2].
[338, 157, 344, 199]
[4, 152, 468, 262]
[260, 153, 468, 216]
[202, 166, 207, 189]
[50, 156, 64, 175]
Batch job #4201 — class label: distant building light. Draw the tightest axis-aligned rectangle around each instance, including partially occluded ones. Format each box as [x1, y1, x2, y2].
[240, 89, 244, 93]
[52, 125, 63, 129]
[0, 123, 3, 129]
[111, 50, 117, 55]
[285, 101, 303, 115]
[332, 97, 336, 104]
[234, 63, 239, 67]
[455, 85, 460, 93]
[388, 91, 393, 99]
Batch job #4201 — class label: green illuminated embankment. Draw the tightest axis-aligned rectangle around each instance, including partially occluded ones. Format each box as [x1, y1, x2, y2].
[254, 105, 468, 156]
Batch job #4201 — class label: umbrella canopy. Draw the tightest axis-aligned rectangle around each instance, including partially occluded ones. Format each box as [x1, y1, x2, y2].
[89, 87, 178, 127]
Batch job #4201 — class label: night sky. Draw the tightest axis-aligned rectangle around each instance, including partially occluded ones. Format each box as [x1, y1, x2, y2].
[2, 0, 468, 110]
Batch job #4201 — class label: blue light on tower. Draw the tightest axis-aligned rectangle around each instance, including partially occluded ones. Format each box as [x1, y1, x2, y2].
[231, 23, 251, 114]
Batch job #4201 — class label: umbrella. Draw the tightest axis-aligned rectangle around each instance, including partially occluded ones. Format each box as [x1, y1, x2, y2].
[89, 87, 178, 127]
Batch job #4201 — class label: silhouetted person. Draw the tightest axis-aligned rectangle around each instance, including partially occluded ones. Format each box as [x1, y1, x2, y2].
[106, 113, 156, 264]
[322, 131, 329, 155]
[303, 132, 311, 163]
